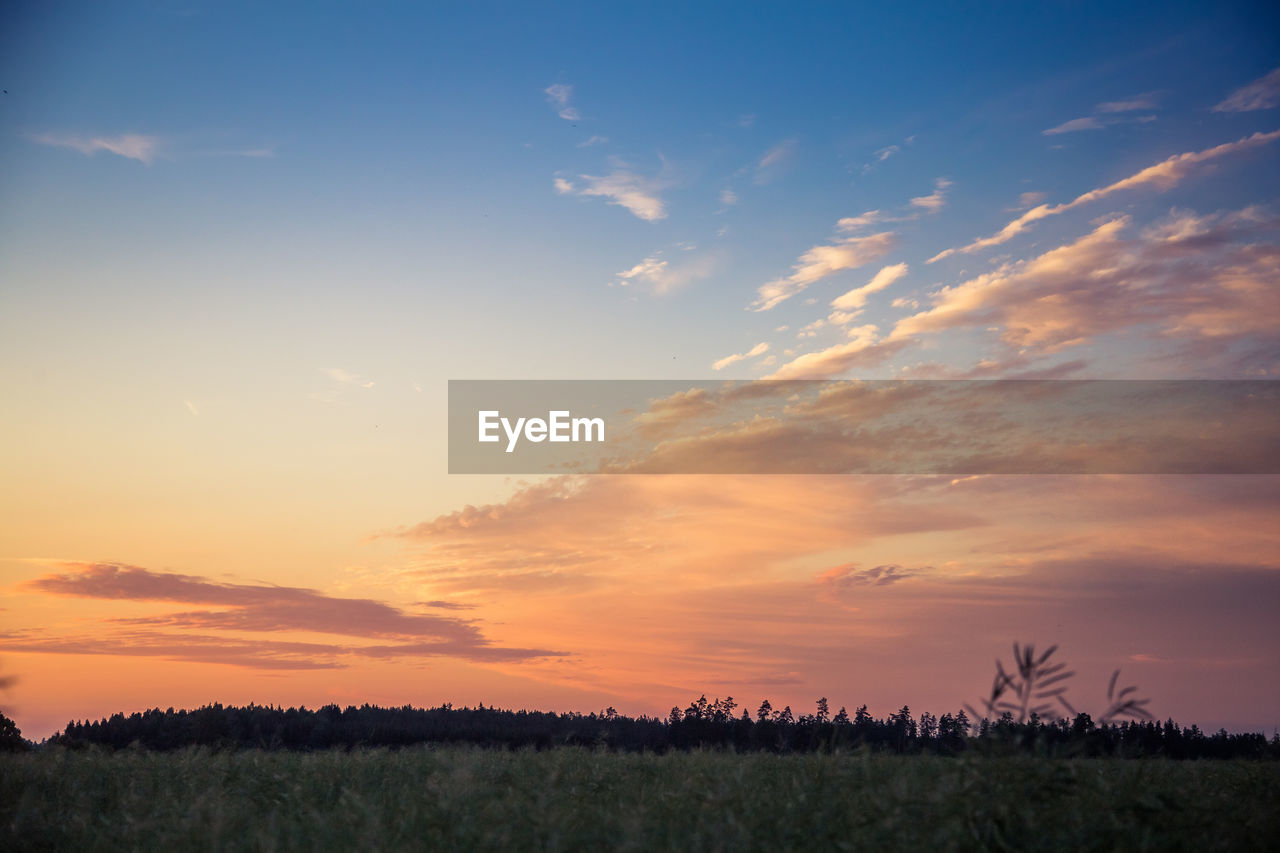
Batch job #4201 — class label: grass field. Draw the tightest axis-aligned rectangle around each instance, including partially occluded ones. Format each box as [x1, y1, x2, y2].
[4, 747, 1277, 851]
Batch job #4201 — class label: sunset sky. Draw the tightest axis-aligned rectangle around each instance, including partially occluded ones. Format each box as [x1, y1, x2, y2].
[2, 1, 1278, 740]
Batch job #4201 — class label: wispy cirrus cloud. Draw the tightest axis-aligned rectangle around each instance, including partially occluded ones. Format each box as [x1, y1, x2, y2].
[750, 230, 898, 311]
[555, 162, 670, 221]
[1042, 93, 1159, 135]
[929, 130, 1280, 261]
[1042, 116, 1105, 135]
[909, 178, 952, 212]
[860, 136, 915, 174]
[836, 210, 886, 233]
[874, 144, 900, 162]
[30, 132, 277, 164]
[544, 83, 580, 120]
[754, 139, 796, 184]
[1213, 67, 1280, 113]
[611, 250, 721, 293]
[749, 176, 946, 312]
[1097, 94, 1159, 113]
[764, 327, 910, 379]
[830, 263, 909, 318]
[711, 341, 770, 371]
[29, 132, 161, 164]
[836, 178, 950, 234]
[613, 256, 668, 287]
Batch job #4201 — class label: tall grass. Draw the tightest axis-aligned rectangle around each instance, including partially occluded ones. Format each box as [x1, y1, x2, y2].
[4, 746, 1277, 851]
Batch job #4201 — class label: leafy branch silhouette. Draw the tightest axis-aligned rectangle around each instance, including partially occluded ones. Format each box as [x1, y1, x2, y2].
[965, 642, 1151, 724]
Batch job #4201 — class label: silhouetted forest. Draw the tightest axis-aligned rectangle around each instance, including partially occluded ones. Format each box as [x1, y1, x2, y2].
[30, 697, 1279, 759]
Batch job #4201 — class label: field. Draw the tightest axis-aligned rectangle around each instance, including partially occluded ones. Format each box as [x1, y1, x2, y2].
[4, 747, 1277, 851]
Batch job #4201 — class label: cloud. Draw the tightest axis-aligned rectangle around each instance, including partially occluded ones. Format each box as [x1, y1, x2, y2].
[629, 387, 719, 437]
[797, 318, 826, 338]
[909, 178, 952, 212]
[758, 140, 793, 169]
[12, 562, 566, 668]
[26, 563, 476, 641]
[614, 257, 668, 286]
[929, 130, 1280, 261]
[754, 139, 796, 184]
[1044, 93, 1160, 135]
[1097, 94, 1159, 113]
[600, 377, 1278, 485]
[577, 135, 609, 147]
[1011, 191, 1047, 210]
[751, 230, 898, 311]
[1042, 116, 1104, 135]
[418, 600, 478, 611]
[819, 563, 916, 588]
[898, 207, 1280, 366]
[370, 459, 1280, 727]
[711, 342, 770, 371]
[29, 132, 161, 164]
[836, 211, 884, 233]
[860, 137, 915, 174]
[394, 473, 981, 590]
[953, 355, 1090, 380]
[830, 263, 909, 315]
[612, 251, 721, 293]
[836, 179, 949, 233]
[1213, 67, 1280, 113]
[544, 83, 580, 120]
[559, 166, 669, 221]
[0, 630, 346, 671]
[765, 327, 910, 379]
[719, 188, 739, 206]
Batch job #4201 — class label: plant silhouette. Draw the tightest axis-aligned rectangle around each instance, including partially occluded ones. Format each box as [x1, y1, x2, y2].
[1099, 668, 1152, 723]
[966, 642, 1152, 724]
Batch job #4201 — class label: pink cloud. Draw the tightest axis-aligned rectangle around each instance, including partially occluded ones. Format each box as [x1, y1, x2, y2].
[929, 131, 1280, 262]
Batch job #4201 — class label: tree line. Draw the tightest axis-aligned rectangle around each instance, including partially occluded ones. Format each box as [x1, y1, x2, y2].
[16, 697, 1276, 759]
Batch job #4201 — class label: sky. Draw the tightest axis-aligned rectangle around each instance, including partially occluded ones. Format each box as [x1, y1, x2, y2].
[1, 1, 1278, 739]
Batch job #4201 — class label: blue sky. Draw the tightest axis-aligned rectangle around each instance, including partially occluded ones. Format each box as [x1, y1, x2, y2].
[4, 2, 1277, 384]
